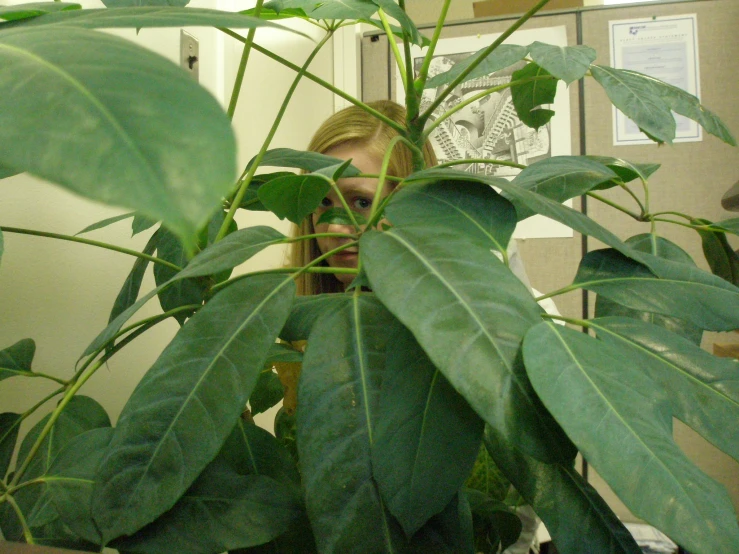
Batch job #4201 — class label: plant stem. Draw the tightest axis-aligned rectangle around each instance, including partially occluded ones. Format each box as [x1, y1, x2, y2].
[378, 8, 406, 92]
[535, 283, 583, 302]
[415, 0, 452, 88]
[329, 180, 362, 231]
[3, 369, 66, 386]
[586, 192, 642, 220]
[650, 210, 693, 221]
[227, 0, 264, 119]
[0, 226, 180, 272]
[419, 0, 553, 124]
[21, 386, 65, 419]
[541, 313, 591, 328]
[219, 29, 405, 134]
[422, 75, 555, 138]
[4, 494, 34, 544]
[285, 232, 357, 243]
[435, 158, 526, 170]
[617, 182, 647, 215]
[215, 31, 334, 243]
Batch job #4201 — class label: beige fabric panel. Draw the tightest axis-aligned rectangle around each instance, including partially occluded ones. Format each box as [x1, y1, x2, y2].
[582, 0, 739, 520]
[361, 13, 584, 321]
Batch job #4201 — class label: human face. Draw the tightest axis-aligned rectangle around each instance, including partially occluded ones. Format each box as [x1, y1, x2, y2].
[312, 144, 385, 287]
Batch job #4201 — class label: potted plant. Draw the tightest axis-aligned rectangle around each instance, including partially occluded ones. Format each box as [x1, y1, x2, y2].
[1, 0, 738, 552]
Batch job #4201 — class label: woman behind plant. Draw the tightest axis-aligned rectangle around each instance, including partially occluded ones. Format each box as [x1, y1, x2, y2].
[290, 99, 437, 295]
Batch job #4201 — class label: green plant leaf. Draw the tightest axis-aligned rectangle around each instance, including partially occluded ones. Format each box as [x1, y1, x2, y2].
[372, 0, 423, 46]
[524, 322, 739, 553]
[240, 6, 309, 20]
[372, 321, 483, 537]
[695, 219, 739, 287]
[257, 174, 331, 224]
[483, 426, 641, 554]
[303, 0, 378, 20]
[312, 158, 357, 180]
[251, 148, 360, 175]
[594, 234, 703, 345]
[425, 44, 527, 89]
[92, 274, 295, 542]
[509, 156, 618, 220]
[585, 155, 660, 185]
[0, 27, 236, 248]
[108, 230, 160, 325]
[0, 413, 22, 479]
[510, 62, 557, 129]
[465, 446, 510, 502]
[46, 427, 114, 545]
[576, 248, 739, 332]
[112, 461, 302, 554]
[279, 294, 349, 342]
[0, 165, 20, 180]
[409, 490, 475, 553]
[102, 0, 189, 7]
[131, 214, 157, 236]
[75, 212, 136, 236]
[4, 6, 306, 35]
[266, 342, 303, 364]
[528, 42, 595, 84]
[465, 489, 522, 553]
[0, 2, 80, 22]
[361, 186, 575, 464]
[315, 207, 367, 227]
[0, 338, 35, 382]
[274, 407, 299, 466]
[706, 217, 739, 236]
[238, 172, 296, 211]
[359, 17, 430, 48]
[592, 317, 739, 464]
[590, 65, 677, 144]
[218, 419, 300, 487]
[387, 180, 516, 257]
[297, 293, 404, 552]
[153, 229, 206, 325]
[249, 370, 285, 415]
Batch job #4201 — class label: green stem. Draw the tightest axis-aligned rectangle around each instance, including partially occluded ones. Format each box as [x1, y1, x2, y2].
[4, 494, 34, 544]
[617, 182, 647, 215]
[219, 29, 405, 135]
[435, 158, 526, 170]
[535, 283, 583, 302]
[21, 387, 66, 419]
[423, 75, 555, 138]
[329, 180, 362, 231]
[0, 226, 180, 272]
[420, 0, 553, 124]
[2, 370, 66, 386]
[415, 0, 452, 88]
[285, 232, 357, 243]
[586, 192, 642, 220]
[541, 313, 591, 328]
[215, 31, 334, 243]
[378, 8, 406, 92]
[652, 217, 710, 231]
[650, 210, 693, 220]
[227, 0, 265, 119]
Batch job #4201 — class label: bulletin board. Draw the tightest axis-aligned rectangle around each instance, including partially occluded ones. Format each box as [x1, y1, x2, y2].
[360, 0, 739, 521]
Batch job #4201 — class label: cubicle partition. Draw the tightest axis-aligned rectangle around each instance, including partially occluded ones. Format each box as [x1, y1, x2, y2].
[360, 0, 739, 521]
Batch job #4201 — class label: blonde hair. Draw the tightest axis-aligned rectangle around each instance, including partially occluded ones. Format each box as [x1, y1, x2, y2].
[291, 100, 437, 295]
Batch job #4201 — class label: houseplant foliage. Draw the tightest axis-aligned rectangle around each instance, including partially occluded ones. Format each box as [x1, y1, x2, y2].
[1, 0, 738, 551]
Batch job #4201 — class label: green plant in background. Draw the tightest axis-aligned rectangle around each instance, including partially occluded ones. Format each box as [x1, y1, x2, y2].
[1, 0, 738, 552]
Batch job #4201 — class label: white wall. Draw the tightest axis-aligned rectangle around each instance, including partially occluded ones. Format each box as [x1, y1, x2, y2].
[0, 0, 336, 438]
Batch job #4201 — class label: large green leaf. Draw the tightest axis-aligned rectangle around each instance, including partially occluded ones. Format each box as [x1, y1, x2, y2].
[425, 44, 528, 89]
[257, 174, 331, 225]
[372, 321, 484, 536]
[509, 156, 617, 220]
[109, 229, 161, 324]
[409, 491, 475, 553]
[0, 27, 235, 247]
[92, 274, 295, 542]
[590, 65, 677, 144]
[249, 370, 285, 416]
[112, 461, 301, 554]
[576, 248, 739, 332]
[465, 489, 521, 553]
[250, 148, 360, 175]
[510, 62, 557, 129]
[75, 212, 136, 236]
[297, 0, 378, 20]
[238, 172, 296, 211]
[46, 427, 114, 545]
[707, 217, 739, 236]
[592, 317, 739, 464]
[361, 183, 575, 464]
[594, 235, 703, 345]
[696, 219, 739, 287]
[372, 0, 423, 46]
[3, 6, 304, 34]
[280, 293, 349, 342]
[153, 229, 207, 325]
[0, 412, 22, 478]
[0, 2, 79, 22]
[484, 427, 641, 554]
[386, 180, 516, 257]
[528, 42, 595, 84]
[585, 156, 660, 185]
[102, 0, 188, 7]
[297, 293, 404, 552]
[523, 322, 739, 553]
[0, 338, 35, 382]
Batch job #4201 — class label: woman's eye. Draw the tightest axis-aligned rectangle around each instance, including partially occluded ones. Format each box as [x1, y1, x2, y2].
[320, 197, 332, 208]
[353, 197, 372, 210]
